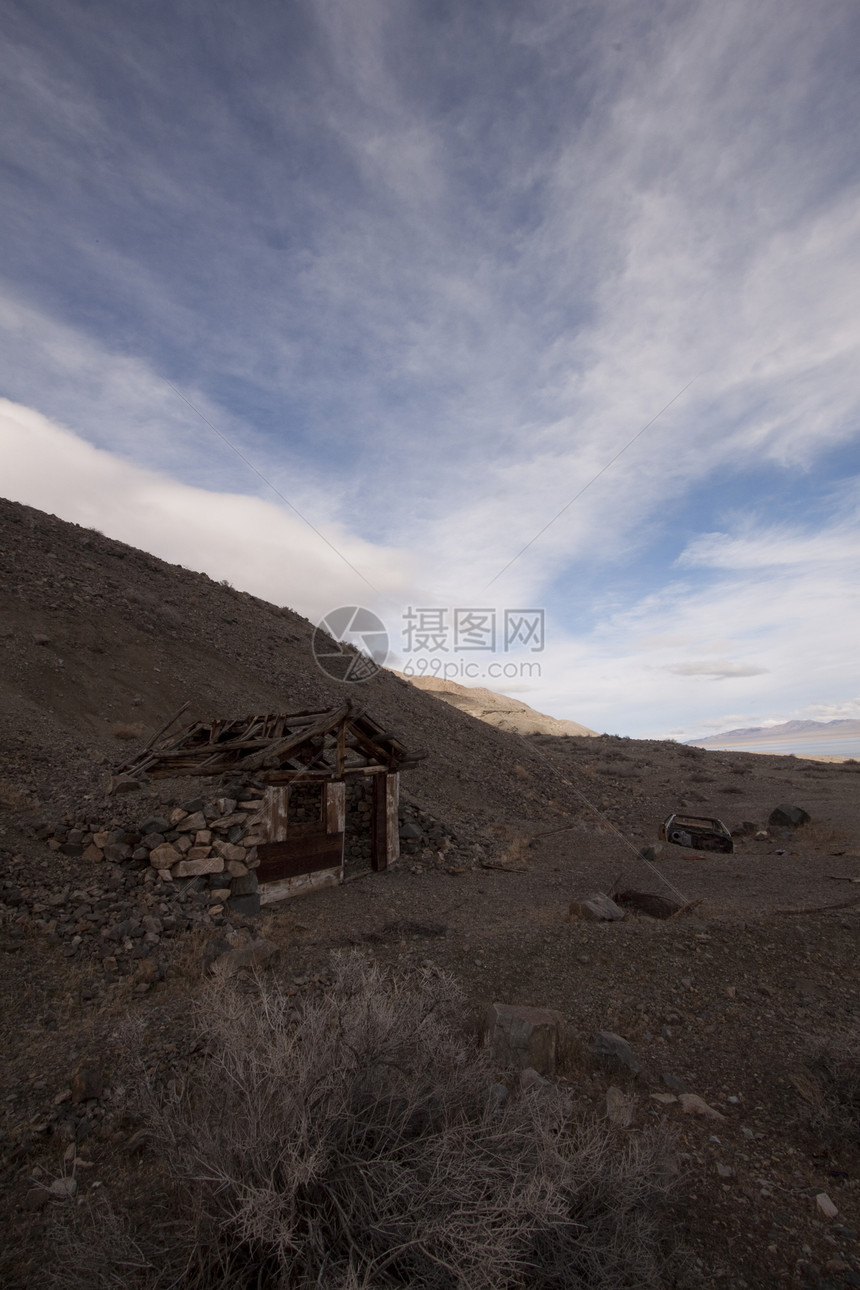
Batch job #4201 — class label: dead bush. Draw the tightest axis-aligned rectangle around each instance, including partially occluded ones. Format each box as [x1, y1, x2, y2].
[52, 954, 677, 1289]
[804, 1028, 860, 1148]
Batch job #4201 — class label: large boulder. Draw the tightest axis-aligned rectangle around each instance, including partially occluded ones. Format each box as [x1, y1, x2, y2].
[769, 804, 811, 828]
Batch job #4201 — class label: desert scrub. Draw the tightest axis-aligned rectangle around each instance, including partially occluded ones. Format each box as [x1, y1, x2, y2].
[804, 1027, 860, 1148]
[51, 954, 678, 1290]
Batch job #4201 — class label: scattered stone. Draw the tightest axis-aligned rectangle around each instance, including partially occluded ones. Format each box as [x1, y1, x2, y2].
[678, 1092, 725, 1119]
[639, 842, 665, 861]
[111, 776, 143, 795]
[49, 1176, 77, 1199]
[568, 893, 626, 921]
[81, 843, 104, 862]
[769, 804, 811, 828]
[816, 1192, 839, 1220]
[716, 1162, 735, 1178]
[591, 1031, 640, 1074]
[650, 1092, 678, 1105]
[606, 1085, 635, 1125]
[483, 1003, 564, 1076]
[149, 843, 181, 869]
[400, 822, 423, 840]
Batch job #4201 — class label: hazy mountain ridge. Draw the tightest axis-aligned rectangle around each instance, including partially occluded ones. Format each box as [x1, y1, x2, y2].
[689, 717, 860, 746]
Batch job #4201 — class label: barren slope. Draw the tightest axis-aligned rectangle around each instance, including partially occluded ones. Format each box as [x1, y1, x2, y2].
[395, 671, 598, 737]
[1, 496, 859, 1290]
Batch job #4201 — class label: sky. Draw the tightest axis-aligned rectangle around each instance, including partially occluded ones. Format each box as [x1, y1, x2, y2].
[1, 0, 859, 741]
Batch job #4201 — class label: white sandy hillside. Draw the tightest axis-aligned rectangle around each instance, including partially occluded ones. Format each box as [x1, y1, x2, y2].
[393, 673, 598, 738]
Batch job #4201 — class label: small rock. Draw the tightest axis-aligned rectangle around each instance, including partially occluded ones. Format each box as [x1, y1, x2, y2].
[591, 1031, 640, 1074]
[49, 1176, 77, 1199]
[606, 1085, 635, 1125]
[111, 776, 142, 795]
[569, 893, 626, 921]
[678, 1093, 725, 1119]
[140, 816, 170, 836]
[174, 811, 207, 834]
[650, 1092, 678, 1105]
[173, 855, 225, 878]
[661, 1072, 688, 1093]
[213, 841, 247, 863]
[816, 1192, 838, 1220]
[716, 1162, 735, 1178]
[149, 843, 181, 869]
[82, 844, 104, 863]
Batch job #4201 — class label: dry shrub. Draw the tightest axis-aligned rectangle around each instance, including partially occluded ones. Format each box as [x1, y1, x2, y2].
[804, 1027, 860, 1147]
[52, 954, 677, 1290]
[111, 722, 145, 741]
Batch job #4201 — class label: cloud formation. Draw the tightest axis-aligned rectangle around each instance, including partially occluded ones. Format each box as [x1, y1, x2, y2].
[1, 0, 859, 737]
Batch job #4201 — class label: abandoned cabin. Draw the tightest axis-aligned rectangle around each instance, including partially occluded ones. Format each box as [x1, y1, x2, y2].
[113, 703, 425, 907]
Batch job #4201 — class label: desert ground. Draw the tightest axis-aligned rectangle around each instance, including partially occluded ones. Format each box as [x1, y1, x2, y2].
[1, 496, 858, 1288]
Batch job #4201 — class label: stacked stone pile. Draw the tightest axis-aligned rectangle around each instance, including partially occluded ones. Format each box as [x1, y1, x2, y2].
[0, 787, 477, 982]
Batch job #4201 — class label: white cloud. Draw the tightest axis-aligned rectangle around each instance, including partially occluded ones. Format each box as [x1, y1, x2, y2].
[665, 660, 769, 679]
[0, 400, 413, 621]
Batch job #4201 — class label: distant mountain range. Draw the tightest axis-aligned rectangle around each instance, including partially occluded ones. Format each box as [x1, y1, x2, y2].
[688, 718, 860, 747]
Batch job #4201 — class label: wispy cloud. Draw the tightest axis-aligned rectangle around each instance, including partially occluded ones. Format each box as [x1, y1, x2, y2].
[1, 0, 859, 735]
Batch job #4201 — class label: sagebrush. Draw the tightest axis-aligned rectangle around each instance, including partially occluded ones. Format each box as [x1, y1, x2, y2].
[53, 954, 677, 1289]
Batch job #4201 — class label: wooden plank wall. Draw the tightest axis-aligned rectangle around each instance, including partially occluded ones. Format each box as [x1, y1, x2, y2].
[371, 772, 400, 871]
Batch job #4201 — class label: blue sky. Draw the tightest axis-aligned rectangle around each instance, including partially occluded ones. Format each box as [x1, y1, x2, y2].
[2, 0, 859, 739]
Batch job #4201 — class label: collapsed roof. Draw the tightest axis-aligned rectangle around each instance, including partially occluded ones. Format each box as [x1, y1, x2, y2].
[113, 701, 425, 787]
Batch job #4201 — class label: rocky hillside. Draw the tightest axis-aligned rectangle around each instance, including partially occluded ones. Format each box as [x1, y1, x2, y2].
[394, 672, 598, 738]
[0, 496, 586, 844]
